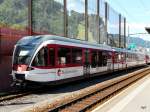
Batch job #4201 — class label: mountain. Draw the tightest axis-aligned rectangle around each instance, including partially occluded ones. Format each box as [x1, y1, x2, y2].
[128, 36, 150, 48]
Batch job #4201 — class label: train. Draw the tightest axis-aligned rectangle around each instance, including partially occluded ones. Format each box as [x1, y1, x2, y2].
[145, 52, 150, 64]
[11, 35, 147, 87]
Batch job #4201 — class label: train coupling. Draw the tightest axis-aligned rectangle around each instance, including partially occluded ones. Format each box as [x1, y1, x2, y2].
[10, 81, 17, 87]
[11, 80, 27, 89]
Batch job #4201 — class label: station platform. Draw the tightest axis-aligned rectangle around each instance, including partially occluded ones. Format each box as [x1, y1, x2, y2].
[92, 73, 150, 112]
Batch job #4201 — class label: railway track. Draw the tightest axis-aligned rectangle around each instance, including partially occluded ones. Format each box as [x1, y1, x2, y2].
[29, 67, 150, 112]
[0, 90, 33, 103]
[0, 86, 44, 103]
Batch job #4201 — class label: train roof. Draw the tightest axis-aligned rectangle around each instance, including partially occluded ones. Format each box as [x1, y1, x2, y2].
[16, 35, 146, 55]
[112, 47, 126, 52]
[112, 46, 145, 54]
[17, 35, 113, 51]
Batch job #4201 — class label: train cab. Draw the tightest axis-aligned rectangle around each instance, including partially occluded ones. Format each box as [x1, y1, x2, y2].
[12, 36, 41, 85]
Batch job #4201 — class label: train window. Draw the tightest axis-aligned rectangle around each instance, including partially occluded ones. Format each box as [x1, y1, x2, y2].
[32, 47, 48, 66]
[121, 53, 125, 61]
[72, 48, 82, 64]
[58, 47, 71, 65]
[49, 48, 55, 66]
[98, 51, 102, 67]
[102, 52, 107, 66]
[84, 49, 90, 65]
[127, 53, 130, 61]
[126, 53, 128, 59]
[132, 54, 134, 60]
[114, 52, 118, 63]
[13, 45, 35, 65]
[91, 50, 97, 68]
[118, 54, 121, 61]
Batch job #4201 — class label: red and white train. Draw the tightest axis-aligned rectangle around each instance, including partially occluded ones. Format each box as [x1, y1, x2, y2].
[11, 35, 146, 86]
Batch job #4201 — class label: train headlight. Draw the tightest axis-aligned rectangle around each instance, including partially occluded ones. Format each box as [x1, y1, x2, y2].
[27, 67, 34, 71]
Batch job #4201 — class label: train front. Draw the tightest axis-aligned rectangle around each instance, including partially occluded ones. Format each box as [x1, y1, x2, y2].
[11, 36, 40, 87]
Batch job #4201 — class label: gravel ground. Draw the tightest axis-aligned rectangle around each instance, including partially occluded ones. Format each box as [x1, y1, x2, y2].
[0, 92, 71, 112]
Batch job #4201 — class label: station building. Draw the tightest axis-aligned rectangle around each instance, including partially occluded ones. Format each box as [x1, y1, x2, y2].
[0, 0, 126, 90]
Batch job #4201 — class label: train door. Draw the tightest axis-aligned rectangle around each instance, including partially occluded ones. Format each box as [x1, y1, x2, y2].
[107, 51, 113, 71]
[83, 49, 90, 77]
[56, 46, 72, 80]
[90, 50, 98, 74]
[30, 47, 56, 82]
[112, 51, 115, 71]
[121, 52, 126, 69]
[114, 52, 119, 70]
[102, 51, 108, 71]
[118, 52, 122, 69]
[48, 46, 57, 80]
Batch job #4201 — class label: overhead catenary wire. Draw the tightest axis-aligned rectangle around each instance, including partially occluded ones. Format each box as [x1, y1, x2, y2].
[139, 0, 149, 13]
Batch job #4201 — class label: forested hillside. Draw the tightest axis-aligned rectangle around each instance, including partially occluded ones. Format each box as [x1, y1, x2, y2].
[0, 0, 28, 30]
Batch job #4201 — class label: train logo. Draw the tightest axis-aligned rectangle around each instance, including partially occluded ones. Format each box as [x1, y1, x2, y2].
[57, 69, 64, 76]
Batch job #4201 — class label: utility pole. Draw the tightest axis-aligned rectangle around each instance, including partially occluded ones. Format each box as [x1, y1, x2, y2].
[127, 26, 130, 48]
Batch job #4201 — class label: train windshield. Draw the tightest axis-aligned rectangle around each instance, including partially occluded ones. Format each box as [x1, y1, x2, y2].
[13, 45, 35, 65]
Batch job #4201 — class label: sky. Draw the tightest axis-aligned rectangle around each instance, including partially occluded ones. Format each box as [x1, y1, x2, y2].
[106, 0, 150, 41]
